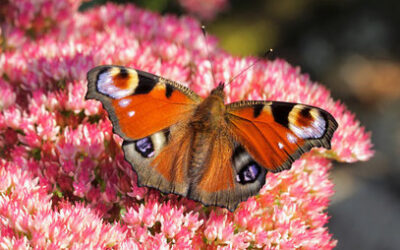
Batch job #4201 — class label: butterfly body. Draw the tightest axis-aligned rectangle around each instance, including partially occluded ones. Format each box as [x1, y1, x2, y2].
[86, 65, 338, 211]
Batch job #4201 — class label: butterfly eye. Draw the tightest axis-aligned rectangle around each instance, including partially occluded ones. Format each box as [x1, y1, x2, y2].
[134, 137, 155, 158]
[236, 161, 261, 184]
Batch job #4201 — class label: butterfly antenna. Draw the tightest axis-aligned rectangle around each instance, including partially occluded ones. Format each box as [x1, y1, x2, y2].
[201, 25, 218, 86]
[226, 48, 274, 87]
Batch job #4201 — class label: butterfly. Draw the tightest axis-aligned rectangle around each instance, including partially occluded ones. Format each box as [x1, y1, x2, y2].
[86, 65, 338, 211]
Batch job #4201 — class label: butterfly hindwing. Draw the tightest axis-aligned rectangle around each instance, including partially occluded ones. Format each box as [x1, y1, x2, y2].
[226, 101, 338, 172]
[122, 123, 193, 196]
[86, 65, 202, 140]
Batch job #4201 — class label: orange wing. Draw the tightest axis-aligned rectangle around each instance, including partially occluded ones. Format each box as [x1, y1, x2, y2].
[122, 126, 193, 196]
[86, 65, 202, 140]
[227, 101, 338, 172]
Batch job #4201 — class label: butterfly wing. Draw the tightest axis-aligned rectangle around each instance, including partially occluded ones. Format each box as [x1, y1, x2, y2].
[226, 101, 338, 172]
[122, 123, 194, 196]
[189, 101, 337, 211]
[86, 65, 201, 196]
[86, 65, 202, 140]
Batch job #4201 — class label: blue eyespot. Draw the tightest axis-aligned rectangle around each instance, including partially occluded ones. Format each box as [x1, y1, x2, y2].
[236, 161, 261, 184]
[135, 137, 155, 158]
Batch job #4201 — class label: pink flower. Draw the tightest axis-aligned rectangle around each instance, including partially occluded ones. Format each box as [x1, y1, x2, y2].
[0, 1, 372, 248]
[0, 79, 16, 110]
[204, 211, 235, 244]
[178, 0, 229, 20]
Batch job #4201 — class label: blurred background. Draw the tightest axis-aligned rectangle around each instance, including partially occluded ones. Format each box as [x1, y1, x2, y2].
[81, 0, 400, 249]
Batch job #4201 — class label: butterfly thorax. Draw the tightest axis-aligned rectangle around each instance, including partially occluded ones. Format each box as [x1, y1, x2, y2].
[191, 85, 226, 131]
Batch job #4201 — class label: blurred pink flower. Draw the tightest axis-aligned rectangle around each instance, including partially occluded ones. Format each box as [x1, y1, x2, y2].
[178, 0, 229, 20]
[0, 79, 16, 110]
[0, 1, 373, 248]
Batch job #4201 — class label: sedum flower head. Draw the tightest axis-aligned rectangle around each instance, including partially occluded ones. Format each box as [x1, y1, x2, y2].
[0, 1, 373, 248]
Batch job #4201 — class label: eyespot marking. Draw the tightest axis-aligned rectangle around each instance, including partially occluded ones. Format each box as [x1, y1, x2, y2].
[118, 68, 129, 78]
[300, 107, 312, 121]
[289, 107, 326, 139]
[236, 162, 261, 184]
[232, 145, 266, 185]
[134, 137, 155, 158]
[97, 67, 138, 99]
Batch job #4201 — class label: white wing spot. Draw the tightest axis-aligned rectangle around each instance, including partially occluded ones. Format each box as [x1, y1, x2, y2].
[287, 133, 297, 144]
[278, 142, 284, 149]
[128, 111, 135, 117]
[119, 99, 131, 107]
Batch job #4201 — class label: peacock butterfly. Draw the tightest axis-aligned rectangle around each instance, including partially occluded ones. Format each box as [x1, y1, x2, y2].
[86, 65, 338, 211]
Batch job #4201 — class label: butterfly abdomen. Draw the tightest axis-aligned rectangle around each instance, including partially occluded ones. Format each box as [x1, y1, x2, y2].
[188, 131, 212, 183]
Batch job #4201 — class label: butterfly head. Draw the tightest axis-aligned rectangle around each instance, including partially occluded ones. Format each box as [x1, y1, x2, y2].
[210, 82, 225, 100]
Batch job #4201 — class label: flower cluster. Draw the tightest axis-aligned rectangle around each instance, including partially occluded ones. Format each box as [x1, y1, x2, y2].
[0, 1, 373, 248]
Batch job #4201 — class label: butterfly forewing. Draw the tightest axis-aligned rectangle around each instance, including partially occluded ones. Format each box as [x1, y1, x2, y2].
[226, 101, 338, 172]
[86, 65, 201, 140]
